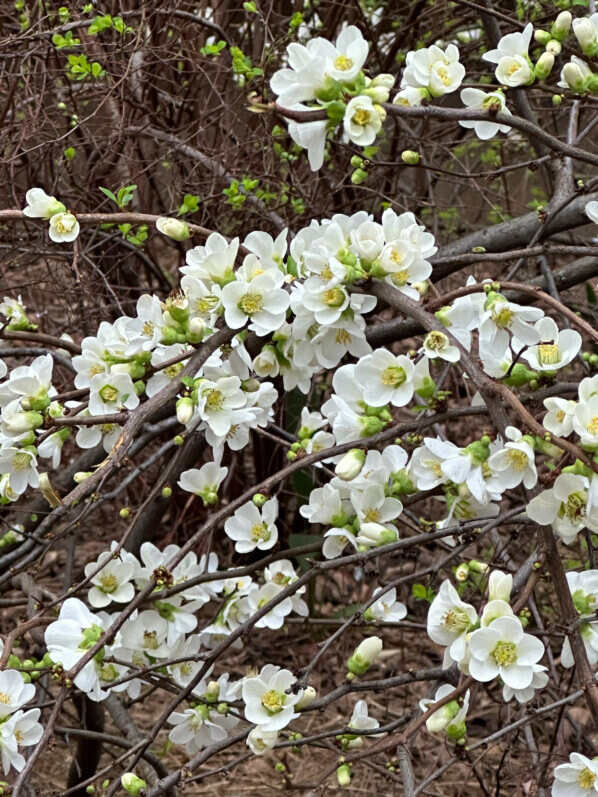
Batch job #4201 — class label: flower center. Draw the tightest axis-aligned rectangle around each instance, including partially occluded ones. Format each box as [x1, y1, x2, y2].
[587, 417, 598, 436]
[491, 640, 517, 667]
[507, 62, 520, 76]
[562, 492, 587, 522]
[426, 331, 449, 351]
[204, 389, 223, 411]
[164, 363, 184, 379]
[442, 607, 471, 632]
[507, 449, 528, 472]
[321, 265, 333, 281]
[323, 287, 346, 307]
[0, 692, 11, 704]
[142, 321, 155, 336]
[353, 108, 371, 126]
[579, 768, 596, 790]
[537, 343, 560, 365]
[556, 410, 566, 423]
[11, 452, 31, 471]
[143, 630, 159, 650]
[99, 574, 118, 593]
[436, 67, 452, 86]
[334, 54, 354, 71]
[250, 523, 271, 543]
[239, 292, 263, 316]
[273, 572, 291, 586]
[391, 269, 410, 286]
[99, 384, 119, 403]
[425, 459, 443, 477]
[335, 329, 351, 345]
[491, 306, 513, 329]
[381, 365, 406, 387]
[364, 508, 380, 522]
[261, 689, 285, 714]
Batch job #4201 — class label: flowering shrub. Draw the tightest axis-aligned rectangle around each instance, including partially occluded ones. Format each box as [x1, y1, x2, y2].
[2, 3, 598, 795]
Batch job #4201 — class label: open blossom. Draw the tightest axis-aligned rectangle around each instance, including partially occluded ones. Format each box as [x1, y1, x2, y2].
[422, 330, 460, 362]
[459, 88, 511, 140]
[0, 671, 36, 719]
[468, 615, 544, 689]
[242, 664, 303, 732]
[224, 498, 279, 554]
[354, 349, 415, 407]
[0, 709, 43, 774]
[220, 272, 289, 336]
[84, 548, 136, 608]
[482, 23, 534, 87]
[543, 397, 576, 437]
[178, 460, 228, 506]
[487, 426, 537, 491]
[553, 752, 598, 796]
[89, 372, 139, 415]
[401, 44, 465, 95]
[527, 473, 598, 544]
[518, 317, 581, 373]
[427, 580, 478, 666]
[343, 95, 384, 146]
[48, 211, 80, 243]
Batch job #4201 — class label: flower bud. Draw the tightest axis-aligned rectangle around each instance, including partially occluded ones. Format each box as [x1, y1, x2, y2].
[488, 570, 513, 603]
[295, 686, 317, 710]
[546, 39, 561, 56]
[347, 636, 383, 675]
[562, 61, 587, 92]
[186, 316, 206, 343]
[454, 563, 469, 582]
[121, 773, 147, 796]
[363, 84, 390, 103]
[426, 700, 460, 732]
[204, 681, 220, 702]
[534, 30, 551, 45]
[337, 764, 352, 787]
[371, 73, 395, 89]
[156, 217, 190, 241]
[74, 471, 92, 483]
[468, 559, 489, 574]
[241, 378, 260, 393]
[534, 52, 554, 80]
[401, 150, 420, 165]
[573, 18, 598, 55]
[119, 507, 131, 519]
[552, 11, 572, 41]
[335, 449, 366, 481]
[356, 522, 398, 547]
[252, 493, 267, 507]
[176, 397, 195, 425]
[161, 485, 172, 499]
[351, 168, 368, 185]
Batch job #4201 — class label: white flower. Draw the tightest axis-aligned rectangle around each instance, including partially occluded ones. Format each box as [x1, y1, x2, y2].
[23, 187, 65, 219]
[286, 111, 328, 172]
[356, 521, 398, 547]
[196, 376, 249, 437]
[487, 426, 537, 490]
[224, 498, 279, 554]
[488, 570, 513, 604]
[586, 200, 598, 225]
[0, 447, 38, 495]
[0, 671, 36, 719]
[420, 684, 469, 738]
[543, 397, 576, 437]
[246, 726, 279, 755]
[343, 700, 381, 748]
[343, 95, 384, 146]
[220, 272, 289, 335]
[422, 330, 460, 362]
[182, 233, 239, 284]
[573, 395, 598, 447]
[44, 598, 110, 702]
[85, 549, 136, 608]
[364, 587, 407, 623]
[482, 23, 534, 87]
[0, 708, 43, 774]
[354, 349, 415, 407]
[322, 527, 359, 559]
[299, 483, 346, 525]
[573, 15, 598, 55]
[468, 615, 544, 689]
[479, 295, 543, 360]
[178, 460, 228, 506]
[502, 663, 548, 704]
[242, 664, 303, 732]
[269, 39, 329, 105]
[459, 88, 511, 139]
[88, 372, 139, 415]
[48, 211, 80, 243]
[427, 580, 478, 666]
[324, 26, 369, 83]
[520, 317, 581, 373]
[528, 473, 598, 544]
[168, 702, 238, 754]
[401, 44, 465, 95]
[553, 752, 598, 795]
[125, 294, 166, 356]
[392, 86, 428, 107]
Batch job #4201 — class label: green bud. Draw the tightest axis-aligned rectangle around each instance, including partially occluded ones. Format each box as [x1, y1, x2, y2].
[337, 764, 352, 787]
[161, 486, 172, 499]
[252, 493, 267, 507]
[119, 507, 131, 519]
[401, 150, 420, 165]
[121, 773, 147, 796]
[351, 168, 368, 185]
[173, 434, 185, 446]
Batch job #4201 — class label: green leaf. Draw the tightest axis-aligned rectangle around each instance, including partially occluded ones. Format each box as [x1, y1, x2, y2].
[99, 186, 118, 204]
[412, 583, 430, 601]
[243, 1, 257, 11]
